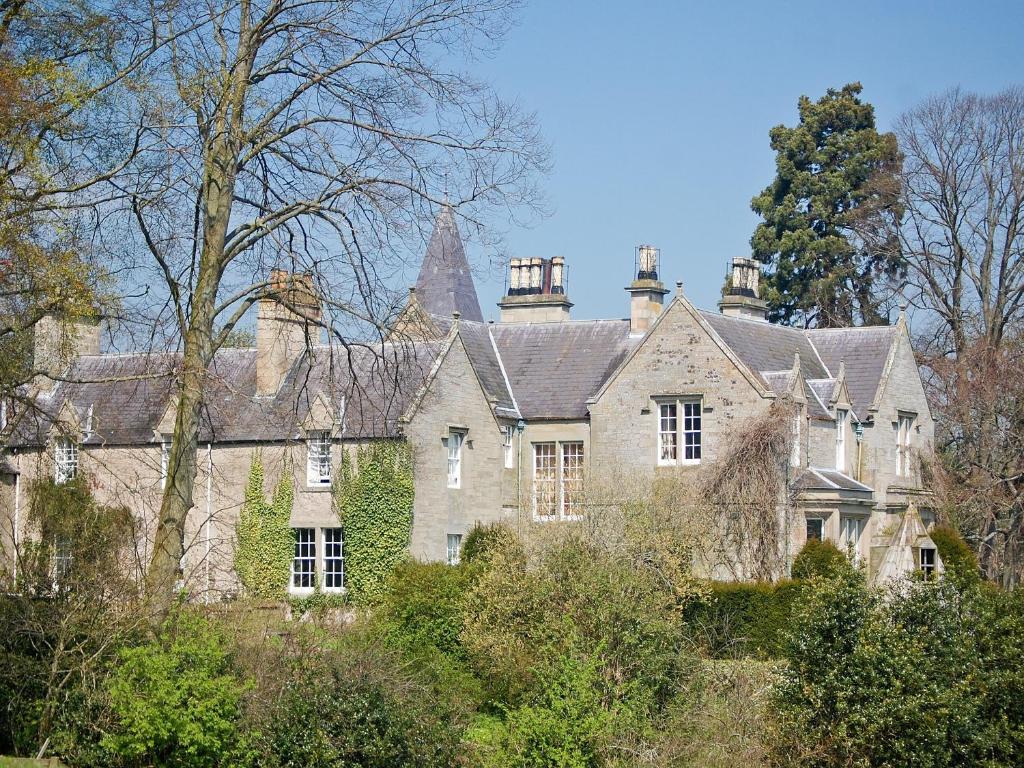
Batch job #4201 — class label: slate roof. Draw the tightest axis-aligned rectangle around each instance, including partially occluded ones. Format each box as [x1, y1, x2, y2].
[807, 326, 899, 415]
[792, 467, 874, 493]
[456, 320, 518, 416]
[10, 342, 443, 446]
[699, 311, 829, 383]
[490, 320, 639, 420]
[413, 206, 484, 322]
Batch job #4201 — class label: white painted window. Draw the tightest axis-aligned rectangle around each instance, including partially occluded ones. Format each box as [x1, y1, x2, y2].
[919, 547, 936, 578]
[306, 430, 332, 486]
[835, 409, 848, 472]
[54, 438, 78, 484]
[503, 425, 515, 469]
[658, 398, 702, 466]
[447, 430, 465, 488]
[533, 442, 558, 518]
[806, 517, 824, 542]
[561, 441, 584, 518]
[896, 414, 914, 477]
[447, 533, 462, 565]
[52, 536, 73, 586]
[840, 516, 865, 562]
[291, 528, 316, 592]
[0, 399, 7, 431]
[83, 404, 94, 439]
[160, 438, 171, 489]
[791, 411, 801, 467]
[658, 403, 678, 465]
[322, 527, 344, 591]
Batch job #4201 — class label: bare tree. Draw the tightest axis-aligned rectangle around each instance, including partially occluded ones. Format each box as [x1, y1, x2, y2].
[893, 86, 1024, 585]
[895, 86, 1024, 355]
[63, 0, 548, 622]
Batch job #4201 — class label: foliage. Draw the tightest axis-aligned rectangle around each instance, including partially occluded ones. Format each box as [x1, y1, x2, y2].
[929, 524, 980, 585]
[285, 591, 349, 618]
[0, 477, 140, 761]
[790, 538, 851, 580]
[771, 569, 1024, 767]
[234, 453, 294, 600]
[335, 442, 414, 605]
[101, 611, 253, 768]
[252, 635, 459, 768]
[461, 522, 524, 566]
[685, 580, 804, 659]
[751, 82, 903, 327]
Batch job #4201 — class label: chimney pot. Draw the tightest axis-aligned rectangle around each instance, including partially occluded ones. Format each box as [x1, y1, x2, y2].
[625, 245, 669, 334]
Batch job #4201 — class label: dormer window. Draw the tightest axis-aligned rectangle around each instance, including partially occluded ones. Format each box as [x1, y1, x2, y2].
[306, 430, 332, 486]
[835, 409, 848, 472]
[54, 438, 78, 484]
[896, 413, 914, 477]
[919, 547, 936, 579]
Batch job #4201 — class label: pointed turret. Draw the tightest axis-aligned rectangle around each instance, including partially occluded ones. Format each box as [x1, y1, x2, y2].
[413, 206, 484, 322]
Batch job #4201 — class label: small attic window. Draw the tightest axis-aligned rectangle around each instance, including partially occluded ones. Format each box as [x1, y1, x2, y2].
[919, 547, 937, 579]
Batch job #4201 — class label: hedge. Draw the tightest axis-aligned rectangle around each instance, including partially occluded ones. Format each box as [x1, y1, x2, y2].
[685, 580, 804, 659]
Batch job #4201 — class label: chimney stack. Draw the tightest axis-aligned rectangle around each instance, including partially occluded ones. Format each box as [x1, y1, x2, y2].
[498, 257, 573, 322]
[257, 269, 321, 395]
[33, 312, 101, 388]
[626, 244, 668, 335]
[719, 257, 768, 321]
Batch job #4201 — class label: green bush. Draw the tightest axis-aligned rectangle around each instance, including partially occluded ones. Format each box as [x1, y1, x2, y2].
[255, 639, 459, 768]
[461, 522, 523, 565]
[685, 580, 804, 659]
[930, 524, 980, 584]
[101, 611, 253, 768]
[791, 538, 850, 580]
[771, 569, 1024, 767]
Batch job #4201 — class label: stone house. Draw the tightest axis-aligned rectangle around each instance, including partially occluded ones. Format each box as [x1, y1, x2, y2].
[0, 208, 942, 597]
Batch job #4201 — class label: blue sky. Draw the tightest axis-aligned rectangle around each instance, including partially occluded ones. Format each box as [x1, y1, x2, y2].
[458, 0, 1024, 321]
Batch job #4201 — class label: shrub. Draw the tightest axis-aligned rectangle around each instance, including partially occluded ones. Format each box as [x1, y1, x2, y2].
[790, 538, 850, 580]
[235, 454, 294, 599]
[254, 637, 460, 768]
[101, 611, 253, 768]
[461, 522, 523, 565]
[685, 580, 803, 659]
[930, 524, 980, 584]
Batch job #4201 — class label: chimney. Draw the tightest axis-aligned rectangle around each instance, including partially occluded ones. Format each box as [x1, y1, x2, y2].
[719, 257, 768, 321]
[626, 245, 669, 335]
[33, 312, 101, 387]
[257, 269, 321, 395]
[498, 257, 573, 322]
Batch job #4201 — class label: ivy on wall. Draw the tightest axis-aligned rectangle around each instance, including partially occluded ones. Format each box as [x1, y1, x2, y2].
[335, 441, 414, 605]
[235, 452, 294, 599]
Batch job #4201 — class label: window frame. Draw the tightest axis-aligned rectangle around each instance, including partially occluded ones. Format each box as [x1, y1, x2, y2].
[896, 413, 914, 477]
[560, 441, 585, 519]
[160, 437, 171, 489]
[502, 425, 515, 469]
[919, 546, 937, 579]
[805, 517, 824, 542]
[306, 430, 333, 487]
[835, 408, 848, 472]
[290, 527, 317, 594]
[791, 410, 802, 467]
[321, 527, 345, 592]
[54, 438, 78, 484]
[532, 441, 558, 519]
[446, 533, 462, 565]
[840, 515, 866, 563]
[657, 397, 702, 466]
[447, 430, 465, 489]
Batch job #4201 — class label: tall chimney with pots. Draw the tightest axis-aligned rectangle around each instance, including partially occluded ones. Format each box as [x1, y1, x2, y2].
[626, 244, 669, 335]
[718, 257, 768, 321]
[257, 269, 322, 395]
[498, 256, 573, 322]
[33, 312, 102, 388]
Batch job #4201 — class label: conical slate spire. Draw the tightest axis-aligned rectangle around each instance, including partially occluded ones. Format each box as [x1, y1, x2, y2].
[413, 206, 484, 322]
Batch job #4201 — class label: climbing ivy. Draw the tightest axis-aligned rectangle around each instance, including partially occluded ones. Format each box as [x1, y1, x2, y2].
[235, 452, 294, 599]
[335, 441, 414, 605]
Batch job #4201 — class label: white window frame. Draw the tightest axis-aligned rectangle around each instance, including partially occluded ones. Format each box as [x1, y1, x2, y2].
[791, 410, 802, 467]
[805, 517, 824, 542]
[919, 546, 936, 578]
[657, 398, 702, 466]
[54, 438, 78, 484]
[503, 425, 515, 469]
[447, 533, 462, 565]
[560, 441, 585, 519]
[290, 527, 317, 593]
[51, 535, 73, 587]
[896, 413, 914, 477]
[321, 527, 345, 592]
[160, 437, 171, 489]
[306, 430, 332, 486]
[447, 430, 465, 489]
[840, 515, 865, 563]
[835, 409, 848, 472]
[532, 441, 558, 519]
